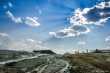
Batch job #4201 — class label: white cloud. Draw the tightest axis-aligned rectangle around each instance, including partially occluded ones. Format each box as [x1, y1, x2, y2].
[49, 1, 110, 38]
[24, 17, 40, 27]
[96, 1, 110, 9]
[49, 25, 90, 38]
[0, 33, 9, 37]
[26, 38, 42, 45]
[70, 1, 110, 26]
[6, 11, 22, 23]
[6, 11, 40, 27]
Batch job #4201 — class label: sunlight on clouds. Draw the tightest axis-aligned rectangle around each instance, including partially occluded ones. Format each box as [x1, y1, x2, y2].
[70, 8, 88, 25]
[70, 1, 110, 26]
[49, 25, 90, 38]
[49, 1, 110, 38]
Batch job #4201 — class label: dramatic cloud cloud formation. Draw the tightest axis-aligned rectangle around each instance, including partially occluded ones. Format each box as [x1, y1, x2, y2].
[70, 1, 110, 26]
[6, 11, 40, 27]
[50, 1, 110, 38]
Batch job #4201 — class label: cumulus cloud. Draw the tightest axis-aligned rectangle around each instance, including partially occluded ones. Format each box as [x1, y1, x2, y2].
[70, 1, 110, 26]
[49, 25, 90, 38]
[49, 1, 110, 38]
[6, 11, 40, 27]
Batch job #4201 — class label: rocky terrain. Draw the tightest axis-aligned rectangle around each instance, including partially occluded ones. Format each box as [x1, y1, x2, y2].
[0, 50, 70, 73]
[0, 50, 110, 73]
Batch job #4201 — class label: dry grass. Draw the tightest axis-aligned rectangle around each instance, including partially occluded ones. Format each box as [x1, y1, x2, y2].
[65, 53, 110, 73]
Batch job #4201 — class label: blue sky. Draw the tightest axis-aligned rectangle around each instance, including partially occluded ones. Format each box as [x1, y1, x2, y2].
[0, 0, 110, 53]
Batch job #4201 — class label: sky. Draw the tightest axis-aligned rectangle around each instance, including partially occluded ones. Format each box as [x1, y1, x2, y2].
[0, 0, 110, 54]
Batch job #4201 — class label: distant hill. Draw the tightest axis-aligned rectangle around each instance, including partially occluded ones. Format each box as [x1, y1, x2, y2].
[0, 50, 34, 61]
[92, 49, 110, 53]
[0, 49, 56, 62]
[0, 49, 34, 56]
[33, 50, 56, 54]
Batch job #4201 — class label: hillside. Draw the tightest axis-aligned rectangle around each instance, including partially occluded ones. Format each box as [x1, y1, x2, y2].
[64, 53, 110, 73]
[1, 50, 110, 73]
[0, 50, 34, 62]
[0, 50, 70, 73]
